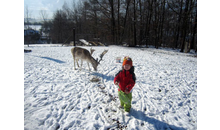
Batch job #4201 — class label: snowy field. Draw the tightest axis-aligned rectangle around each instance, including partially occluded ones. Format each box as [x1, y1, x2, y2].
[24, 44, 197, 130]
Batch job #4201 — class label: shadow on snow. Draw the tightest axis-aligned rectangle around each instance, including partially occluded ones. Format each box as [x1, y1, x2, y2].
[40, 56, 65, 64]
[130, 109, 187, 130]
[25, 54, 66, 64]
[92, 72, 114, 81]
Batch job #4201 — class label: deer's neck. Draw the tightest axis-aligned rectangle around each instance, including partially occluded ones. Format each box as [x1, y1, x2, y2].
[89, 57, 96, 64]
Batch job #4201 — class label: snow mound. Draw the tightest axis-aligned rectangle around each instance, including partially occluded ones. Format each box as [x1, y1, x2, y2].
[79, 39, 91, 46]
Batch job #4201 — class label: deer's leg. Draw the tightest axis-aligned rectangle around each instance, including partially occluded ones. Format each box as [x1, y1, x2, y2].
[87, 62, 90, 71]
[80, 60, 83, 70]
[73, 57, 76, 70]
[76, 59, 80, 67]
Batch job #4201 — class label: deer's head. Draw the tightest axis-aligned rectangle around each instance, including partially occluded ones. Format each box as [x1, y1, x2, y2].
[93, 49, 108, 71]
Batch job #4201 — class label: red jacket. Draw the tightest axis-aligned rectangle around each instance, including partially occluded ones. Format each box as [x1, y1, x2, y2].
[114, 67, 136, 92]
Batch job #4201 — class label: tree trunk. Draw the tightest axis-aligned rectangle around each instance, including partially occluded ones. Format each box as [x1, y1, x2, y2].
[145, 0, 153, 47]
[117, 0, 120, 45]
[132, 0, 137, 47]
[120, 0, 131, 43]
[138, 0, 143, 45]
[180, 0, 190, 52]
[175, 0, 183, 48]
[159, 0, 165, 47]
[190, 13, 197, 51]
[154, 1, 159, 49]
[109, 0, 116, 44]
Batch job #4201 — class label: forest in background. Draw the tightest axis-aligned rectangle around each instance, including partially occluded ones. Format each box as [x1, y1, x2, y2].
[38, 0, 197, 52]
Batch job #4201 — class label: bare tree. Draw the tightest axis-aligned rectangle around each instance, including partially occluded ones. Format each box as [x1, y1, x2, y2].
[24, 5, 32, 47]
[39, 10, 48, 22]
[47, 0, 196, 52]
[189, 0, 197, 51]
[24, 6, 32, 29]
[109, 0, 116, 44]
[132, 0, 137, 47]
[180, 0, 195, 52]
[120, 0, 131, 44]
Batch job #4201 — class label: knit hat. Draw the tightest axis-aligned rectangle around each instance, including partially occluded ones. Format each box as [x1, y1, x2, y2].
[122, 56, 133, 67]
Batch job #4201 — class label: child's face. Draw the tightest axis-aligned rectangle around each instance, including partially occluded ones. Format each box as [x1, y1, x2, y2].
[124, 64, 131, 70]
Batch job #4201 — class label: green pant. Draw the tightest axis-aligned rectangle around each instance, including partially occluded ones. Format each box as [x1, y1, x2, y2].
[118, 91, 132, 112]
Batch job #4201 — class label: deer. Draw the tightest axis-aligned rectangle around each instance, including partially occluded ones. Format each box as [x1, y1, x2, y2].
[72, 47, 96, 70]
[71, 47, 108, 71]
[71, 47, 96, 71]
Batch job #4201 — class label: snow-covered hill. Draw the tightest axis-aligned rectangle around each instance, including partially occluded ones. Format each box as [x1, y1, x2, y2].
[24, 45, 197, 130]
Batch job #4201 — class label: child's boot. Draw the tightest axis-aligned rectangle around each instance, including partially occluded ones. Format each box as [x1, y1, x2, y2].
[124, 103, 131, 112]
[119, 105, 123, 109]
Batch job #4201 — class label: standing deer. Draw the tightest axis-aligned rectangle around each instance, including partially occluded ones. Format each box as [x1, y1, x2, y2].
[71, 47, 108, 71]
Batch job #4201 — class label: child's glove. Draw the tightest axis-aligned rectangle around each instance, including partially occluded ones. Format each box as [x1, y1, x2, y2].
[124, 89, 130, 94]
[114, 81, 119, 85]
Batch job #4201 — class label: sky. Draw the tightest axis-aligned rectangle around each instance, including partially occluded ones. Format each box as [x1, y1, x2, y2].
[24, 0, 79, 20]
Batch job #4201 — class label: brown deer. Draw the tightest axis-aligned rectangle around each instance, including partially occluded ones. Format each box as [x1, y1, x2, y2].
[71, 47, 108, 71]
[72, 47, 96, 70]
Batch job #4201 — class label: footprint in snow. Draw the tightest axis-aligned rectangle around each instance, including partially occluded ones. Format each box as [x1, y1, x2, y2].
[77, 94, 81, 98]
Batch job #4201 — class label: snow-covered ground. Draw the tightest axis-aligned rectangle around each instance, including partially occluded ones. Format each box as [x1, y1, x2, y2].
[24, 45, 197, 130]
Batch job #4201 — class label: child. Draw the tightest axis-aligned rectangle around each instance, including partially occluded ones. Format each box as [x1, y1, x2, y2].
[114, 56, 136, 112]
